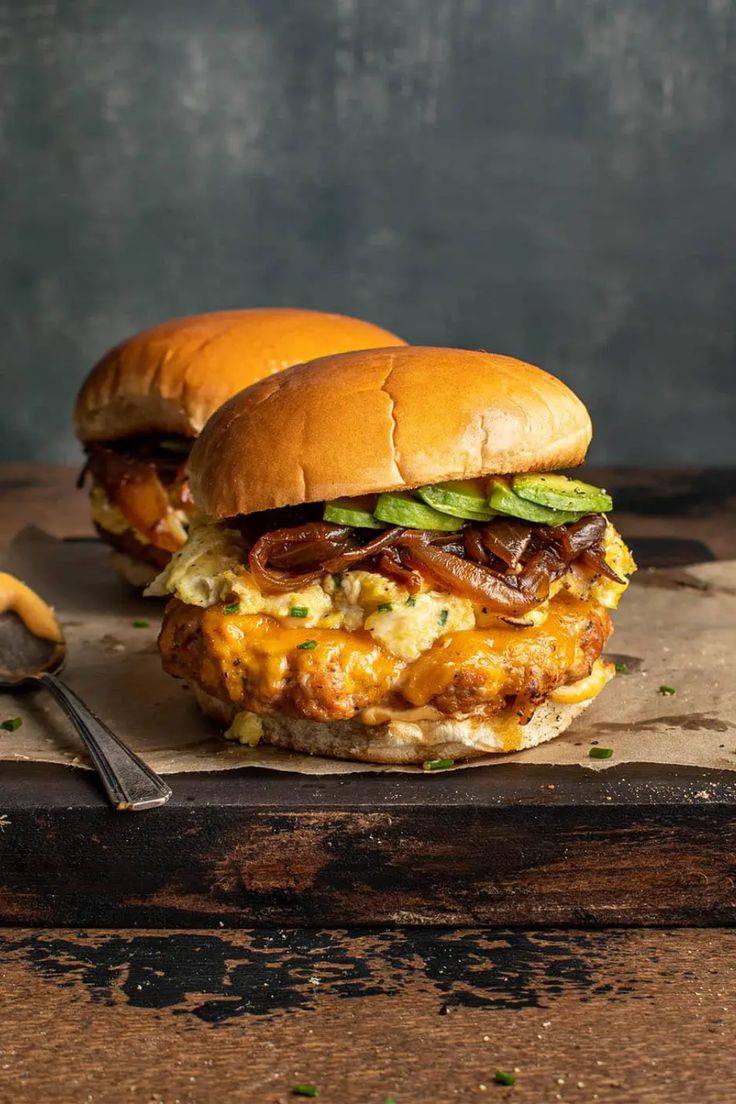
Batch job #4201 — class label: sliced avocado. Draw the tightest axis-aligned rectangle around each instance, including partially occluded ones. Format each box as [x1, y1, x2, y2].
[324, 496, 387, 528]
[489, 479, 582, 525]
[374, 492, 462, 531]
[417, 479, 496, 522]
[512, 473, 612, 514]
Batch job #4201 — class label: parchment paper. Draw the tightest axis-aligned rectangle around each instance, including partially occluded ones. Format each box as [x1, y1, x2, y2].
[1, 527, 734, 775]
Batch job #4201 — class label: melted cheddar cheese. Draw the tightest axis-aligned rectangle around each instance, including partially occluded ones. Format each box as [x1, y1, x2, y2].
[549, 658, 614, 704]
[159, 591, 611, 725]
[401, 592, 604, 708]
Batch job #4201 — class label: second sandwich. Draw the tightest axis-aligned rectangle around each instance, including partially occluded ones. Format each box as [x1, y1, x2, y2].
[75, 308, 405, 585]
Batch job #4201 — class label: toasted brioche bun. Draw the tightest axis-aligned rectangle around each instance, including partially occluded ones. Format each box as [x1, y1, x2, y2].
[75, 308, 406, 442]
[193, 684, 597, 763]
[189, 346, 592, 518]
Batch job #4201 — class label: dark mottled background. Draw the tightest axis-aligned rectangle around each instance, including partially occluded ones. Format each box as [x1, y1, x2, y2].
[1, 0, 734, 463]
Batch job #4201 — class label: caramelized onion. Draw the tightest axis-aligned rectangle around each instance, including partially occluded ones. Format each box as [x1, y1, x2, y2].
[481, 518, 533, 568]
[537, 515, 606, 559]
[377, 549, 423, 593]
[245, 509, 621, 609]
[537, 515, 622, 584]
[401, 539, 543, 614]
[249, 523, 354, 592]
[517, 546, 566, 597]
[322, 527, 406, 572]
[463, 527, 489, 564]
[580, 546, 625, 584]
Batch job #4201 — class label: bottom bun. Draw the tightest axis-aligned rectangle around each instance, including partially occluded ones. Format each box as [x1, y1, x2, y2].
[109, 552, 159, 589]
[192, 684, 597, 764]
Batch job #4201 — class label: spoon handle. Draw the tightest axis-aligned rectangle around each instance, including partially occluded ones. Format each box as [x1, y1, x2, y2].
[39, 672, 172, 811]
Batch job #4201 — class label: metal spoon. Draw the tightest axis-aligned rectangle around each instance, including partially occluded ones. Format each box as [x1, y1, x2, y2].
[0, 607, 172, 811]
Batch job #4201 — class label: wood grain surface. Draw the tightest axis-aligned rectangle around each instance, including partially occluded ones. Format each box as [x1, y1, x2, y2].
[6, 759, 736, 929]
[0, 464, 92, 543]
[2, 926, 735, 1104]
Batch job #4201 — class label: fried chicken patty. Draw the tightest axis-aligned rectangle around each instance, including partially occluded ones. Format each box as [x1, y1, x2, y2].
[159, 591, 612, 724]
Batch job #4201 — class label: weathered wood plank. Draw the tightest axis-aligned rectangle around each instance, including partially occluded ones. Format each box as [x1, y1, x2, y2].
[1, 926, 735, 1103]
[3, 760, 736, 927]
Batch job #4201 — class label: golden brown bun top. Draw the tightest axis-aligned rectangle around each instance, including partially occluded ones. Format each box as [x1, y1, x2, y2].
[189, 346, 593, 518]
[75, 308, 406, 441]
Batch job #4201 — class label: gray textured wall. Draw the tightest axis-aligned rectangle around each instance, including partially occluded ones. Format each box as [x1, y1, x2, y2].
[1, 0, 735, 464]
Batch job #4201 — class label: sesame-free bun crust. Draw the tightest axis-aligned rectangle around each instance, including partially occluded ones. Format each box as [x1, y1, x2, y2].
[190, 346, 592, 518]
[193, 685, 596, 764]
[75, 308, 406, 442]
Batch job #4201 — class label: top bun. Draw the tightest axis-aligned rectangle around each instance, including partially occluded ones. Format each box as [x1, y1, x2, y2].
[189, 346, 593, 518]
[75, 308, 406, 442]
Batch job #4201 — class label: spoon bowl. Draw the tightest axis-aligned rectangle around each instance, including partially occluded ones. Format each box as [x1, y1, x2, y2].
[0, 579, 171, 811]
[0, 609, 66, 686]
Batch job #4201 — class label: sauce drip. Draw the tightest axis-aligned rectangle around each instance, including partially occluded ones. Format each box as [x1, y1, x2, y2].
[0, 572, 63, 643]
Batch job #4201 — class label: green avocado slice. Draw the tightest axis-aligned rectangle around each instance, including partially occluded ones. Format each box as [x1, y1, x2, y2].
[416, 479, 496, 521]
[489, 479, 582, 525]
[374, 492, 462, 531]
[323, 497, 387, 528]
[512, 473, 612, 513]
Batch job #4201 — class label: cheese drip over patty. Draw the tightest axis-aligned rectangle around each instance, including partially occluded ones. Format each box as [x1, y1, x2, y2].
[148, 518, 635, 661]
[90, 483, 191, 548]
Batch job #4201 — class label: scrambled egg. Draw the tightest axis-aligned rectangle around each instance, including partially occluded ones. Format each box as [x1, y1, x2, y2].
[149, 518, 635, 661]
[561, 524, 636, 610]
[224, 711, 263, 746]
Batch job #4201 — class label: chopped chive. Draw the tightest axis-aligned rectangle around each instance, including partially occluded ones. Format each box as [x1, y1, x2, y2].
[292, 1088, 319, 1099]
[297, 640, 317, 651]
[423, 758, 454, 771]
[614, 662, 628, 673]
[438, 608, 449, 628]
[659, 685, 676, 696]
[377, 602, 393, 612]
[589, 747, 613, 759]
[494, 1071, 516, 1086]
[331, 573, 342, 588]
[132, 619, 149, 628]
[223, 603, 240, 614]
[384, 1098, 397, 1104]
[290, 606, 309, 618]
[405, 595, 417, 606]
[1, 718, 22, 732]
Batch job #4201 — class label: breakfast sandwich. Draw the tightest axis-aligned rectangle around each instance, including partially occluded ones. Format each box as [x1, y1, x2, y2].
[74, 308, 405, 586]
[150, 346, 635, 764]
